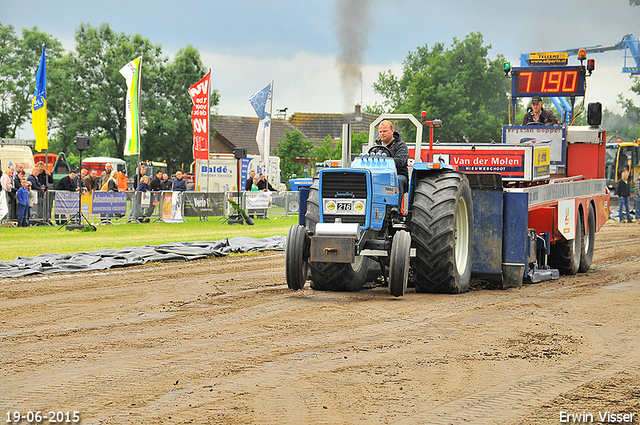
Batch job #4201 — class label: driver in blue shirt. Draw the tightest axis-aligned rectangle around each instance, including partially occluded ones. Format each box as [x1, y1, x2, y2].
[375, 120, 409, 211]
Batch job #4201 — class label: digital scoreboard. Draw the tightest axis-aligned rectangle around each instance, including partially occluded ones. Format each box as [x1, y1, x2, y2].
[512, 66, 586, 97]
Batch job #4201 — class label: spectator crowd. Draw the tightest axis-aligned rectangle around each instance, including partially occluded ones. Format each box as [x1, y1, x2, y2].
[0, 162, 191, 227]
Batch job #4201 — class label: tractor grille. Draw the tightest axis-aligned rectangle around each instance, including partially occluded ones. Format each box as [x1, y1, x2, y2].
[321, 171, 367, 226]
[321, 171, 367, 198]
[323, 214, 366, 225]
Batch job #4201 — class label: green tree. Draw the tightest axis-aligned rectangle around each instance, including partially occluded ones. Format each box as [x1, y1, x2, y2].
[46, 23, 218, 172]
[143, 45, 218, 173]
[373, 32, 510, 143]
[0, 23, 63, 138]
[312, 135, 340, 163]
[48, 23, 167, 159]
[273, 130, 314, 182]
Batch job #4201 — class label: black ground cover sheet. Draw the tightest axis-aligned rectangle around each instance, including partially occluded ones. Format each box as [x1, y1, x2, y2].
[0, 236, 286, 278]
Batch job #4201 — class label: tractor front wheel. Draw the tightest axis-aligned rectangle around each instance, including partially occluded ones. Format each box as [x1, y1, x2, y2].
[389, 230, 411, 297]
[285, 225, 309, 290]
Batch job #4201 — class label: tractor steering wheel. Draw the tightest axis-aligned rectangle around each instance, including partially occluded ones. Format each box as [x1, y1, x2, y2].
[368, 145, 393, 157]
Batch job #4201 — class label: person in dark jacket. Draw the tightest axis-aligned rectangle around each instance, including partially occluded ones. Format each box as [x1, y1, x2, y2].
[616, 169, 632, 222]
[149, 171, 163, 192]
[26, 167, 44, 221]
[35, 161, 54, 188]
[143, 171, 163, 220]
[245, 170, 256, 191]
[54, 170, 77, 224]
[36, 161, 54, 222]
[26, 168, 40, 190]
[56, 171, 77, 191]
[172, 171, 187, 192]
[375, 120, 409, 210]
[160, 173, 172, 190]
[522, 96, 559, 126]
[257, 173, 277, 191]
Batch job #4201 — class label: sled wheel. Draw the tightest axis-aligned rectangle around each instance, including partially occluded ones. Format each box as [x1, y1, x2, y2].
[550, 212, 583, 275]
[579, 204, 596, 273]
[285, 225, 309, 290]
[389, 230, 411, 297]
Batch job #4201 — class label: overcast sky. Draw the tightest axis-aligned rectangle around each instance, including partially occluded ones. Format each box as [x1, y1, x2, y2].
[4, 0, 640, 139]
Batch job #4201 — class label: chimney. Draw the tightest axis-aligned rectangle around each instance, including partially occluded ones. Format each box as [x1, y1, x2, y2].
[354, 103, 362, 122]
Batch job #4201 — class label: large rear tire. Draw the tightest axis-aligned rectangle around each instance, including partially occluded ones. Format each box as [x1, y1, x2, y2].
[304, 179, 369, 292]
[410, 171, 473, 294]
[389, 230, 411, 297]
[578, 204, 596, 273]
[304, 178, 320, 233]
[285, 225, 309, 290]
[550, 212, 583, 275]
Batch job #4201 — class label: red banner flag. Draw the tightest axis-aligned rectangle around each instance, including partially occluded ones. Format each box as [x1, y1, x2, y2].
[189, 71, 211, 161]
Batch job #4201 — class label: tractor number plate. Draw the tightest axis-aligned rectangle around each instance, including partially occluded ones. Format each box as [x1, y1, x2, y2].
[310, 236, 356, 263]
[336, 202, 352, 211]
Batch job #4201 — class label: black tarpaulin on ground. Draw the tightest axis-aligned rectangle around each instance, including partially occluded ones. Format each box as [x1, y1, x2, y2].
[0, 236, 286, 278]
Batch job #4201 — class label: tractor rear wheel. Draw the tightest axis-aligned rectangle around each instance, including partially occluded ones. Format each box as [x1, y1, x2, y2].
[304, 178, 320, 233]
[578, 204, 596, 273]
[304, 178, 369, 292]
[410, 171, 473, 294]
[550, 212, 583, 275]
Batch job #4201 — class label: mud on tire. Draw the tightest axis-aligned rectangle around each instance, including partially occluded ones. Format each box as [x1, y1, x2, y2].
[410, 171, 473, 294]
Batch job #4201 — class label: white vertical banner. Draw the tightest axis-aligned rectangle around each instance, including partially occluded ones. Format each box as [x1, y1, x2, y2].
[249, 81, 273, 178]
[119, 56, 142, 157]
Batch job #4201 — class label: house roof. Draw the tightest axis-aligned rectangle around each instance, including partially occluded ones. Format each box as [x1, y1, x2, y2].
[607, 133, 638, 144]
[211, 115, 301, 155]
[287, 112, 378, 145]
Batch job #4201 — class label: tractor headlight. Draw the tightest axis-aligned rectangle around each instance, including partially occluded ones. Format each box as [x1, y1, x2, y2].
[322, 198, 367, 215]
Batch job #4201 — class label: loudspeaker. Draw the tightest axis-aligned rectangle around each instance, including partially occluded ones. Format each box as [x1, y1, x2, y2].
[587, 102, 602, 126]
[234, 147, 247, 159]
[75, 136, 92, 151]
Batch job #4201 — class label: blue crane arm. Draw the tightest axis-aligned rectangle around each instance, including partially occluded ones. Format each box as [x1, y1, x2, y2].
[521, 34, 639, 75]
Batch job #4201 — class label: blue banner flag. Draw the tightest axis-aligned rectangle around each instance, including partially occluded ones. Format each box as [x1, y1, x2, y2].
[249, 82, 273, 167]
[32, 44, 47, 152]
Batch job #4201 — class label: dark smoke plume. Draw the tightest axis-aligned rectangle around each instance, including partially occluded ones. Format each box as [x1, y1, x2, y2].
[335, 0, 373, 113]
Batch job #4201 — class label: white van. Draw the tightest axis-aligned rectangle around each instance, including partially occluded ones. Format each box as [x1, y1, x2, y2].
[0, 139, 34, 173]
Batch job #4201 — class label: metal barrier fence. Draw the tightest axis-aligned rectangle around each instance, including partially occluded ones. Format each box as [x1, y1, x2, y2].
[0, 190, 301, 226]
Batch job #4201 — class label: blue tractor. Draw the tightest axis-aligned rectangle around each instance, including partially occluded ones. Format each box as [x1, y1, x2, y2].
[285, 114, 474, 297]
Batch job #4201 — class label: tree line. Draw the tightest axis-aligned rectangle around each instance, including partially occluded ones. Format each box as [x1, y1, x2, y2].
[2, 24, 638, 181]
[0, 22, 218, 173]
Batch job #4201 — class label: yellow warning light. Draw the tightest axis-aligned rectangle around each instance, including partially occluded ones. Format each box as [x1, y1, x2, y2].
[578, 49, 587, 61]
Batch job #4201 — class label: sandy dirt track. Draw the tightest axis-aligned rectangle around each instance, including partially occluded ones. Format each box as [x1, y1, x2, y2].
[1, 222, 640, 424]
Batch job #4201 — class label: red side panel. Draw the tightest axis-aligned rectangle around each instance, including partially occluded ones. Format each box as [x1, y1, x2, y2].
[566, 142, 606, 179]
